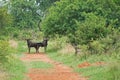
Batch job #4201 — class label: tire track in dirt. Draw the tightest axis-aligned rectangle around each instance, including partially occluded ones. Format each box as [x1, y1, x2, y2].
[21, 53, 87, 80]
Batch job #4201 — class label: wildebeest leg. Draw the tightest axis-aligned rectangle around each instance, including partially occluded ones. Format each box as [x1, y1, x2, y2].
[44, 46, 47, 52]
[28, 47, 30, 53]
[36, 47, 39, 53]
[35, 47, 37, 53]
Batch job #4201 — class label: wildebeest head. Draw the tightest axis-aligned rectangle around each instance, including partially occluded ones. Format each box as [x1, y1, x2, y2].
[43, 37, 49, 41]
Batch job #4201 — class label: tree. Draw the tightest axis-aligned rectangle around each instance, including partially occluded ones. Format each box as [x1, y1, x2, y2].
[69, 13, 110, 54]
[36, 0, 60, 12]
[0, 6, 12, 29]
[36, 0, 60, 31]
[41, 0, 118, 54]
[10, 0, 59, 30]
[41, 0, 87, 54]
[96, 0, 120, 28]
[10, 0, 40, 29]
[41, 0, 80, 36]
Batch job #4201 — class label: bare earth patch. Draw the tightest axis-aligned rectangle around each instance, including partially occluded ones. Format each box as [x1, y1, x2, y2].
[78, 61, 106, 68]
[21, 53, 88, 80]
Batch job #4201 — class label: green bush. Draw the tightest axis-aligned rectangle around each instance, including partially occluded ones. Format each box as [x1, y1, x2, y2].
[89, 40, 105, 54]
[101, 29, 120, 54]
[3, 58, 26, 80]
[79, 28, 120, 55]
[47, 36, 67, 52]
[0, 40, 26, 80]
[0, 40, 12, 64]
[0, 35, 9, 40]
[75, 13, 110, 45]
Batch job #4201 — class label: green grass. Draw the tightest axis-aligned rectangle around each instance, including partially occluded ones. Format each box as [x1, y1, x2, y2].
[17, 41, 27, 54]
[0, 40, 27, 80]
[2, 58, 27, 80]
[27, 61, 53, 69]
[47, 51, 120, 80]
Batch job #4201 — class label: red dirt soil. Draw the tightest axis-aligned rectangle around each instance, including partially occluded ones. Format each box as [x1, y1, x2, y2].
[78, 61, 105, 68]
[21, 53, 88, 80]
[78, 62, 91, 68]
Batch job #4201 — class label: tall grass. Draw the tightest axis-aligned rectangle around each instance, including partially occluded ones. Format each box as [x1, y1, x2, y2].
[104, 61, 120, 80]
[3, 58, 26, 80]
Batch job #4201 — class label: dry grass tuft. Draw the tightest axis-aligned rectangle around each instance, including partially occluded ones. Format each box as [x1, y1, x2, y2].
[58, 44, 75, 54]
[0, 70, 10, 80]
[9, 40, 18, 48]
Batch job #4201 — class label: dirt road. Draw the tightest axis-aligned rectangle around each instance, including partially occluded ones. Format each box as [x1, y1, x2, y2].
[21, 53, 87, 80]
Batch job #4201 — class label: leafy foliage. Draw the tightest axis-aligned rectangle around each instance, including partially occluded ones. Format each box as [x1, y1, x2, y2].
[69, 13, 109, 45]
[41, 0, 120, 37]
[10, 0, 40, 29]
[10, 0, 59, 30]
[41, 0, 80, 36]
[0, 6, 12, 30]
[36, 0, 60, 12]
[100, 29, 120, 54]
[0, 40, 12, 64]
[41, 0, 120, 54]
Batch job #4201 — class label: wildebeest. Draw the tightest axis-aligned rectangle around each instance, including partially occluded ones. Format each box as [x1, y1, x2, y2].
[26, 38, 48, 53]
[40, 38, 48, 52]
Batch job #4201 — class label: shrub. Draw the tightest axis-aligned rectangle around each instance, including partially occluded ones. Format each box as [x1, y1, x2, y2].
[75, 13, 110, 45]
[70, 13, 110, 54]
[0, 40, 26, 80]
[79, 28, 120, 55]
[0, 40, 12, 64]
[101, 29, 120, 54]
[89, 40, 105, 54]
[47, 36, 67, 52]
